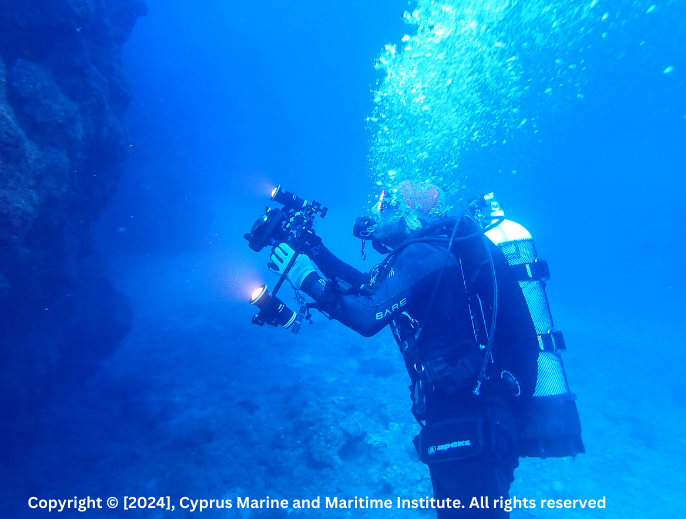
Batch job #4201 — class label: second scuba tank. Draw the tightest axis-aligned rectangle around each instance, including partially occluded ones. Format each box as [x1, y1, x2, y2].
[474, 193, 585, 459]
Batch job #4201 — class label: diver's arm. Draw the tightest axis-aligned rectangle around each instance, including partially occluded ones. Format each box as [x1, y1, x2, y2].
[307, 241, 369, 288]
[301, 244, 446, 338]
[301, 272, 412, 337]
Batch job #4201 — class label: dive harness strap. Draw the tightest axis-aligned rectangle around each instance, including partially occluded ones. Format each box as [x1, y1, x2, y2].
[422, 347, 484, 395]
[404, 341, 485, 424]
[399, 216, 494, 423]
[471, 257, 564, 352]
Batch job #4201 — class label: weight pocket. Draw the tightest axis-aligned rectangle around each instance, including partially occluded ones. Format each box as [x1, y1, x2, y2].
[413, 418, 484, 464]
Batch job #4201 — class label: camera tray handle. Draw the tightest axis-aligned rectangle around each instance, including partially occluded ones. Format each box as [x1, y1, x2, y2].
[270, 241, 305, 298]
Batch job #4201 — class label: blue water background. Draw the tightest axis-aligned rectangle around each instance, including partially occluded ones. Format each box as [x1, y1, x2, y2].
[8, 0, 686, 517]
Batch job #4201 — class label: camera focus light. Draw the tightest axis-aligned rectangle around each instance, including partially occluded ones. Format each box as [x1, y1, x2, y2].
[271, 186, 279, 200]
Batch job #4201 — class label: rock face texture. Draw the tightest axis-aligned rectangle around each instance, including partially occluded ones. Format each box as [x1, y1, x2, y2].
[0, 0, 146, 446]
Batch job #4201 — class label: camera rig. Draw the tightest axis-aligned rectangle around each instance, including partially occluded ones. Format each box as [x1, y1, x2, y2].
[244, 186, 328, 333]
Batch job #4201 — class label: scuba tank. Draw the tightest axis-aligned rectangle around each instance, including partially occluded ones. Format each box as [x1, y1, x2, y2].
[472, 193, 585, 459]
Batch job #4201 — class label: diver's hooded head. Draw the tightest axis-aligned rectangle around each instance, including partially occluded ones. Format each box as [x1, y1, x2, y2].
[370, 180, 446, 253]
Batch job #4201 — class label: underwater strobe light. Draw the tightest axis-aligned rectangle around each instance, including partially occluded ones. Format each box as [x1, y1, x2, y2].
[249, 285, 297, 329]
[270, 185, 306, 211]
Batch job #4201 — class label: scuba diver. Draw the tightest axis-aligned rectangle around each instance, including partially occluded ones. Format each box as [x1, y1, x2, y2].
[259, 181, 583, 518]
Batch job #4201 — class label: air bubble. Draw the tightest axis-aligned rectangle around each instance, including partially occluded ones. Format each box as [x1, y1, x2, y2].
[366, 0, 663, 202]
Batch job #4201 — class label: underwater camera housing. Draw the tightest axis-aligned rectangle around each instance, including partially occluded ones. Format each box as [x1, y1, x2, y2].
[244, 185, 328, 252]
[245, 186, 327, 332]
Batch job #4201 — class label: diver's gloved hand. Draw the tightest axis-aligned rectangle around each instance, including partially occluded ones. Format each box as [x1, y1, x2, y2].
[269, 243, 315, 289]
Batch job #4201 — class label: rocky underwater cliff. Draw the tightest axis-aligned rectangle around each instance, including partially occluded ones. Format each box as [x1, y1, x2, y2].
[0, 0, 146, 450]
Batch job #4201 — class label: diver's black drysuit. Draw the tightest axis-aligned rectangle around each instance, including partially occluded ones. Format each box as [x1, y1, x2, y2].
[300, 224, 540, 518]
